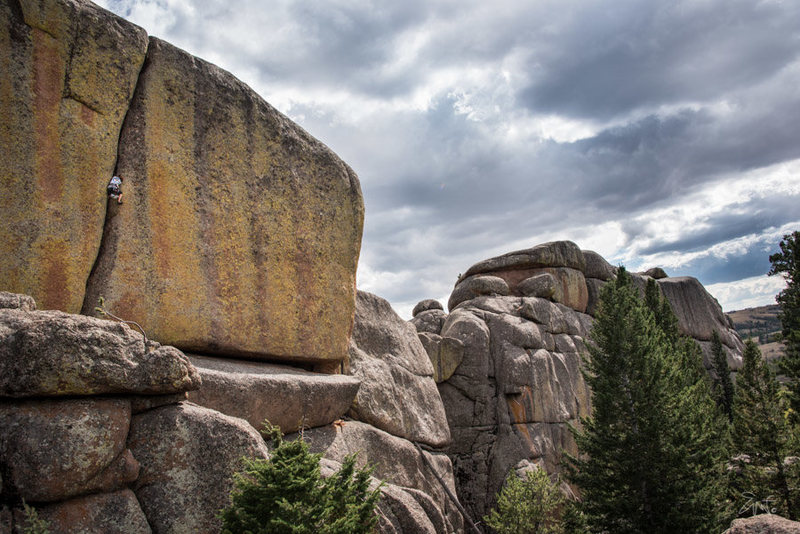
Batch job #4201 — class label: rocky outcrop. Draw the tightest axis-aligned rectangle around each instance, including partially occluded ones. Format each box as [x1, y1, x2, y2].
[347, 291, 451, 448]
[2, 0, 364, 367]
[81, 35, 363, 366]
[0, 0, 148, 315]
[724, 515, 800, 533]
[417, 241, 746, 524]
[186, 354, 360, 433]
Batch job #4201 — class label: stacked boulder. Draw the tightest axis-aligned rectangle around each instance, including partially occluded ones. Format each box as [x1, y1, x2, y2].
[0, 291, 464, 533]
[411, 241, 745, 523]
[0, 292, 271, 533]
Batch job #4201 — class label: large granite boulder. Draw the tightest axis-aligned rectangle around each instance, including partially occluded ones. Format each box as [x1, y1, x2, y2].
[0, 304, 200, 397]
[724, 514, 800, 533]
[127, 402, 269, 534]
[297, 421, 464, 534]
[0, 0, 147, 314]
[453, 241, 589, 312]
[347, 291, 450, 448]
[0, 398, 136, 502]
[81, 36, 364, 366]
[186, 354, 360, 433]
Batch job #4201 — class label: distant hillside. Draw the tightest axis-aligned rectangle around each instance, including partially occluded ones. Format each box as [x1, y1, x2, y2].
[727, 304, 784, 361]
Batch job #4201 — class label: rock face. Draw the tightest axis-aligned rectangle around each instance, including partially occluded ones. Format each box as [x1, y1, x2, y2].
[421, 241, 746, 523]
[186, 354, 360, 433]
[0, 0, 147, 314]
[724, 514, 800, 534]
[1, 0, 364, 367]
[347, 291, 451, 448]
[81, 36, 364, 365]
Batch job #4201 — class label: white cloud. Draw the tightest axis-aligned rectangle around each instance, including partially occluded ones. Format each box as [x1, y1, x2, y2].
[706, 275, 784, 312]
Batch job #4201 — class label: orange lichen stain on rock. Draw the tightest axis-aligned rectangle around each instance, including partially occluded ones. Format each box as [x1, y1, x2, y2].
[32, 29, 64, 204]
[41, 241, 69, 311]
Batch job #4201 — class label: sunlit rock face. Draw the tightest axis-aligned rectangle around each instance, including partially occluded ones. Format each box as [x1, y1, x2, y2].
[1, 0, 364, 365]
[412, 241, 745, 521]
[0, 0, 147, 314]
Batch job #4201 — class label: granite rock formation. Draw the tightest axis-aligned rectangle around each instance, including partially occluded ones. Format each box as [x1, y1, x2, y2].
[412, 241, 746, 523]
[0, 0, 147, 315]
[1, 0, 364, 366]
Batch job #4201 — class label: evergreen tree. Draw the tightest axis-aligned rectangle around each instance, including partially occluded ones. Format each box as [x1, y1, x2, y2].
[732, 339, 798, 520]
[710, 330, 735, 423]
[568, 268, 729, 534]
[220, 426, 382, 534]
[483, 468, 565, 534]
[768, 231, 800, 425]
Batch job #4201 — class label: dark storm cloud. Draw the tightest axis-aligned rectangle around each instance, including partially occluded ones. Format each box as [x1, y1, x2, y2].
[516, 0, 800, 120]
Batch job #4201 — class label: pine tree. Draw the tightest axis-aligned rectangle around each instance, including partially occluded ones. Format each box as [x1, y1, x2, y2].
[710, 330, 735, 423]
[219, 426, 382, 534]
[483, 468, 565, 534]
[768, 231, 800, 425]
[732, 339, 799, 520]
[568, 268, 729, 534]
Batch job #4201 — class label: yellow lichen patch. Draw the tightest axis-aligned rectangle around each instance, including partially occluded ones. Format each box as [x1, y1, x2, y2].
[0, 2, 146, 313]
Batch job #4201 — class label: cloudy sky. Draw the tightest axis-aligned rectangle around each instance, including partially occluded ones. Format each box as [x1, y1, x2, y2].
[97, 0, 800, 318]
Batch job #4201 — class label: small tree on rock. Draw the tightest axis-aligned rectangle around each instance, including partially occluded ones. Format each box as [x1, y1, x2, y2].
[220, 425, 382, 534]
[483, 467, 565, 534]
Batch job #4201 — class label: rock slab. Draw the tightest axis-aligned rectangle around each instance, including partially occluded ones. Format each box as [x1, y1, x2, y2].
[186, 354, 360, 433]
[82, 36, 364, 365]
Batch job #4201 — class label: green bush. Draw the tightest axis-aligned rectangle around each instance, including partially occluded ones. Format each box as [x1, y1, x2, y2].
[483, 467, 565, 534]
[220, 426, 383, 534]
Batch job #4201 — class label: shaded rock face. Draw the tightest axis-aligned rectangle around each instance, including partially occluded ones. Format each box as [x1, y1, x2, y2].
[81, 36, 364, 365]
[420, 241, 745, 523]
[0, 0, 147, 314]
[186, 354, 360, 433]
[2, 0, 364, 366]
[347, 291, 451, 448]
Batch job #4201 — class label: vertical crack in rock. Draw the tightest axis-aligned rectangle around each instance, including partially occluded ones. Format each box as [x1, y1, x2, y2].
[81, 40, 151, 316]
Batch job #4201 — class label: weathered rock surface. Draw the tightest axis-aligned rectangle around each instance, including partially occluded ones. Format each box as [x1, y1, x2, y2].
[0, 0, 147, 314]
[186, 354, 360, 433]
[296, 421, 463, 533]
[348, 291, 450, 448]
[0, 292, 35, 311]
[35, 489, 152, 534]
[438, 294, 591, 521]
[411, 309, 448, 335]
[0, 398, 135, 502]
[448, 275, 510, 310]
[81, 35, 364, 365]
[0, 306, 200, 397]
[413, 299, 444, 316]
[418, 332, 464, 383]
[724, 514, 800, 534]
[127, 402, 269, 534]
[432, 241, 744, 523]
[453, 242, 589, 312]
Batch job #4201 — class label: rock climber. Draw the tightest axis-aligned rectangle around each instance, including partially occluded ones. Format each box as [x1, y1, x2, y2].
[107, 175, 123, 204]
